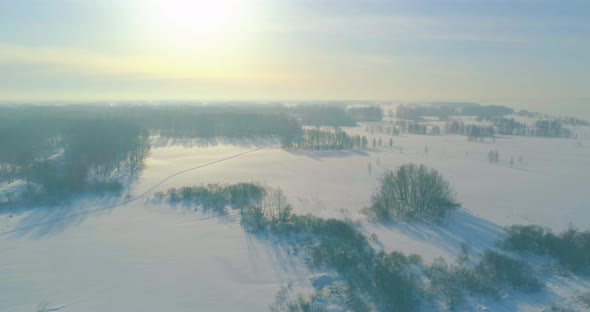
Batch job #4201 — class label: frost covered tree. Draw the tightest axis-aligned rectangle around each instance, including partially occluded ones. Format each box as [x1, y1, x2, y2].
[368, 164, 459, 221]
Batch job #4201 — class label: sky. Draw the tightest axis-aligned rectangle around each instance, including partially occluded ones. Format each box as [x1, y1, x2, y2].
[0, 0, 589, 117]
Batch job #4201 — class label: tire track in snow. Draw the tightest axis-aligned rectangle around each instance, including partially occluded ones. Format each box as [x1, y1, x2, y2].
[0, 145, 269, 236]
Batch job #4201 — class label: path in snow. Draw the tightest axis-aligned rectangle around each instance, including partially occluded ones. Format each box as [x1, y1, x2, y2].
[0, 145, 268, 237]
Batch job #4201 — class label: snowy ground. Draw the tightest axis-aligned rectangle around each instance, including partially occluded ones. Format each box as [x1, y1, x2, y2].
[1, 128, 589, 311]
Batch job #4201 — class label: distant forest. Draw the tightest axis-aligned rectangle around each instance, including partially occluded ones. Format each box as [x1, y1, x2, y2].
[0, 107, 151, 202]
[0, 104, 386, 203]
[445, 117, 575, 139]
[291, 104, 383, 126]
[0, 105, 289, 202]
[396, 103, 514, 120]
[393, 102, 584, 139]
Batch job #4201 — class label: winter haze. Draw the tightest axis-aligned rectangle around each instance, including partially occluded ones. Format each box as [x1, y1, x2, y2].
[1, 1, 590, 311]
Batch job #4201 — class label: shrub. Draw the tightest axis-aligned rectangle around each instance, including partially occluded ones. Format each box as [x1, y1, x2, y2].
[226, 182, 265, 206]
[369, 164, 459, 221]
[476, 250, 543, 292]
[502, 225, 590, 272]
[548, 227, 590, 272]
[241, 187, 292, 232]
[242, 201, 421, 311]
[501, 225, 548, 253]
[579, 292, 590, 308]
[271, 283, 370, 312]
[155, 183, 265, 207]
[427, 249, 542, 309]
[372, 251, 421, 311]
[427, 257, 485, 309]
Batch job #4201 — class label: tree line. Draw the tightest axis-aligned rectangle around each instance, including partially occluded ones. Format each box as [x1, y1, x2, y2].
[490, 117, 573, 138]
[445, 120, 496, 141]
[446, 118, 575, 140]
[395, 120, 441, 135]
[285, 127, 370, 150]
[396, 103, 513, 120]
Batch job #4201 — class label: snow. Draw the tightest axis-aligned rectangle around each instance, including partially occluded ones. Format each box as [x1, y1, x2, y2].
[1, 127, 589, 311]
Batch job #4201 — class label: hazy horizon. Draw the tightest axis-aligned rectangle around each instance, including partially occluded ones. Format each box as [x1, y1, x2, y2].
[1, 99, 588, 120]
[1, 0, 589, 118]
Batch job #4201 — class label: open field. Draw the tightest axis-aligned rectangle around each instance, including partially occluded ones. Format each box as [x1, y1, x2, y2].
[2, 120, 589, 311]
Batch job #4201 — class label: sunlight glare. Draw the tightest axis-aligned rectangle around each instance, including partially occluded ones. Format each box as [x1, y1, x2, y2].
[144, 0, 249, 44]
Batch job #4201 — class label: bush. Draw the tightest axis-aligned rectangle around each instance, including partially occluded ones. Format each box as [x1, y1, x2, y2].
[476, 250, 543, 292]
[241, 199, 422, 311]
[548, 227, 590, 272]
[372, 251, 422, 311]
[427, 257, 487, 309]
[368, 164, 459, 221]
[154, 182, 266, 213]
[502, 225, 590, 272]
[241, 187, 293, 232]
[271, 283, 370, 312]
[501, 225, 548, 253]
[579, 292, 590, 308]
[238, 185, 565, 311]
[427, 249, 542, 309]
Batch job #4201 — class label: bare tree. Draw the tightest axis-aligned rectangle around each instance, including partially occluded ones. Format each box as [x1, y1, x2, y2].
[369, 164, 459, 221]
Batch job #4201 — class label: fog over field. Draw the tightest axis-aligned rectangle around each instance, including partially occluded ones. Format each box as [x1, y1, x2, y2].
[2, 1, 590, 311]
[0, 102, 588, 312]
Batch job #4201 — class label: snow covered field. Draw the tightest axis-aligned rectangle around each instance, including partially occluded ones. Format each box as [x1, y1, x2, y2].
[1, 128, 589, 311]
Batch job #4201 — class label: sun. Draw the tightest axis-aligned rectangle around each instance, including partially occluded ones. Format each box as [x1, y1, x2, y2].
[144, 0, 247, 43]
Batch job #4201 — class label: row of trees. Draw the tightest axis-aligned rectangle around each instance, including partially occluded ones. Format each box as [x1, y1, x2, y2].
[286, 127, 368, 150]
[446, 118, 576, 140]
[365, 122, 441, 136]
[286, 128, 400, 151]
[396, 121, 441, 135]
[490, 117, 573, 138]
[396, 103, 513, 120]
[558, 116, 590, 126]
[365, 124, 401, 136]
[445, 120, 496, 141]
[154, 182, 267, 214]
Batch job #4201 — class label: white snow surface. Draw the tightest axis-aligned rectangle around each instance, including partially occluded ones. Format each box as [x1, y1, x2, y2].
[1, 128, 590, 311]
